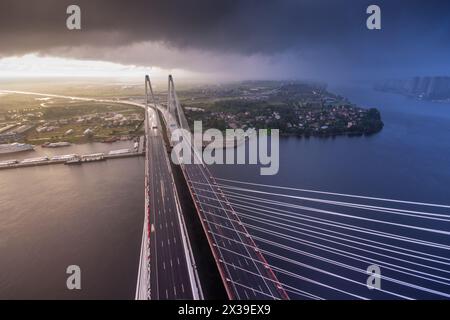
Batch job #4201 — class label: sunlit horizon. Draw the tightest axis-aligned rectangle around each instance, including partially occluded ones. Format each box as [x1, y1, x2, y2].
[0, 54, 200, 80]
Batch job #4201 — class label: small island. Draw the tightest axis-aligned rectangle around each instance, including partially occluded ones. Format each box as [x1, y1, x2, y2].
[180, 81, 383, 137]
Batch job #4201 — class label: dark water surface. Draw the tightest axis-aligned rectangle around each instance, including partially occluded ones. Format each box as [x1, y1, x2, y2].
[0, 142, 144, 299]
[213, 85, 450, 203]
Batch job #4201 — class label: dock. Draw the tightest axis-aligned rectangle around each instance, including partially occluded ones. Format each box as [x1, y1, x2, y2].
[0, 151, 145, 170]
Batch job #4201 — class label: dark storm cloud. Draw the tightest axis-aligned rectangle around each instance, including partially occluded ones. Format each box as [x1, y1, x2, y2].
[1, 0, 450, 79]
[0, 0, 356, 55]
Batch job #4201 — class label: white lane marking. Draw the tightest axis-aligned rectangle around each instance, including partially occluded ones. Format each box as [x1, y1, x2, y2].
[160, 180, 165, 205]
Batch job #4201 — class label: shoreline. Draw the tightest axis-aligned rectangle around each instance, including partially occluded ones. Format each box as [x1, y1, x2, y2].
[278, 127, 383, 138]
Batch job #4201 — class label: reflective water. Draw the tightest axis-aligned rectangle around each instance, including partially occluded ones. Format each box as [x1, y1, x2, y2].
[0, 142, 144, 299]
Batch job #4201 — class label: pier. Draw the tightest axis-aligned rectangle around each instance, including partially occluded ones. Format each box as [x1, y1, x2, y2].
[0, 151, 145, 170]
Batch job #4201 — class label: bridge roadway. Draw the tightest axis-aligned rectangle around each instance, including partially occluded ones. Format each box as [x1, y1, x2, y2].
[145, 107, 198, 299]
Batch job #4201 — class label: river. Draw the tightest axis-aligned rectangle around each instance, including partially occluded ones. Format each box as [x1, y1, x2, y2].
[210, 85, 450, 299]
[0, 142, 145, 299]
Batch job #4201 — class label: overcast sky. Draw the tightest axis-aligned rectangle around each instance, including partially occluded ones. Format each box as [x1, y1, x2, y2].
[0, 0, 449, 82]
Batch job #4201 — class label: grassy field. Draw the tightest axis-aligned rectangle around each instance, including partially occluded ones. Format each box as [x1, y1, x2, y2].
[0, 92, 144, 144]
[24, 122, 144, 144]
[0, 93, 44, 111]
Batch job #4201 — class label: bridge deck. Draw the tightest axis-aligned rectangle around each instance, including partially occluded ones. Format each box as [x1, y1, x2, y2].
[146, 109, 195, 299]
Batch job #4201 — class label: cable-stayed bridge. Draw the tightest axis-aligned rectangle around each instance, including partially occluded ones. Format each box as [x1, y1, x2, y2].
[135, 74, 450, 300]
[138, 74, 450, 300]
[136, 75, 288, 300]
[2, 85, 447, 300]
